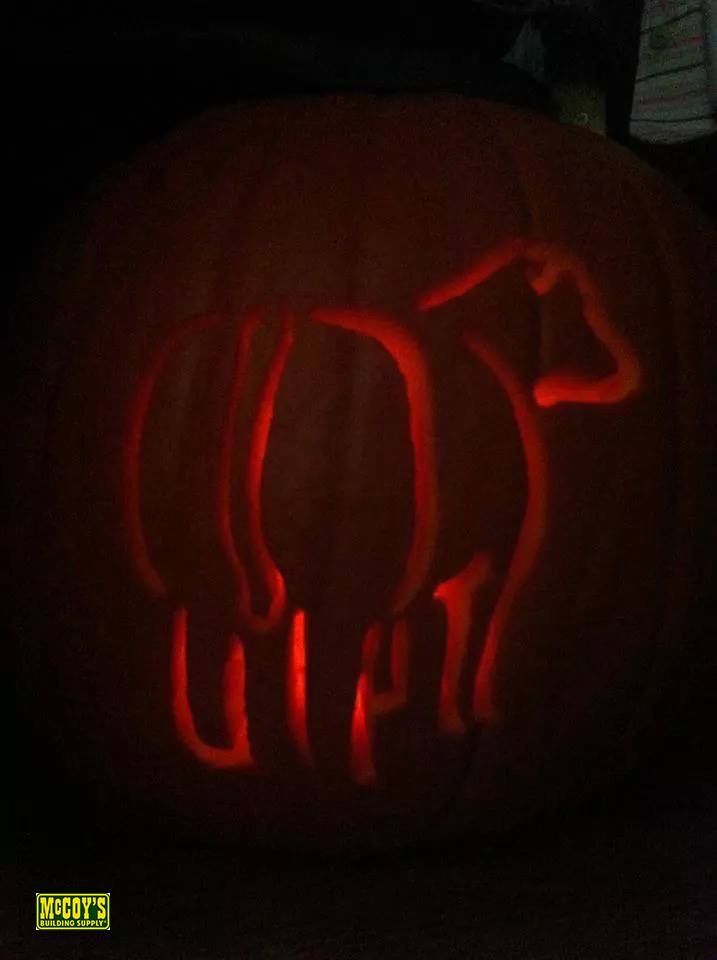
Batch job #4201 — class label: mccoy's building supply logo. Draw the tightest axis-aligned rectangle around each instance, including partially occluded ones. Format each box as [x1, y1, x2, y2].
[36, 893, 110, 930]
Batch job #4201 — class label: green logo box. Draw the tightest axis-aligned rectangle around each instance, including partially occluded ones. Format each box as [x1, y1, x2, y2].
[36, 893, 110, 931]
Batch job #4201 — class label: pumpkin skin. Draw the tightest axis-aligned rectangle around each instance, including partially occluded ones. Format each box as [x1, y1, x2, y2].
[18, 95, 714, 851]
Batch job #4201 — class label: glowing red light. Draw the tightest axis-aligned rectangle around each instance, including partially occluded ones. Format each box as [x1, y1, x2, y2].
[124, 236, 643, 785]
[123, 313, 221, 598]
[434, 551, 492, 734]
[349, 618, 411, 783]
[287, 609, 312, 765]
[218, 310, 290, 634]
[463, 335, 548, 723]
[310, 308, 438, 615]
[170, 607, 253, 768]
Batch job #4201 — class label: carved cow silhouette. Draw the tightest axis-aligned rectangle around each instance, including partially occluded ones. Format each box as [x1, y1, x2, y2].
[124, 237, 642, 784]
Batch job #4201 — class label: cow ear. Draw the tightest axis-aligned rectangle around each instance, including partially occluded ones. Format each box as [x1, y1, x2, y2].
[416, 237, 643, 409]
[524, 243, 643, 408]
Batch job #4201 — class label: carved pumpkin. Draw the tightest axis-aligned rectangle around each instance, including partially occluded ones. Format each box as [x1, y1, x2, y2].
[19, 96, 714, 850]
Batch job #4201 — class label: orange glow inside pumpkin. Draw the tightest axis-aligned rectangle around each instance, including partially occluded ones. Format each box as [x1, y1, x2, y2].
[124, 237, 643, 784]
[287, 608, 312, 766]
[171, 607, 253, 768]
[217, 308, 290, 633]
[350, 618, 411, 784]
[310, 307, 438, 616]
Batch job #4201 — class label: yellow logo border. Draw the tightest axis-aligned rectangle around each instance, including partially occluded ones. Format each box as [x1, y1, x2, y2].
[35, 892, 111, 931]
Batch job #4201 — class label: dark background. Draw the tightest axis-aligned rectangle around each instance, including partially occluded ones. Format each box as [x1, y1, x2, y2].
[6, 5, 716, 957]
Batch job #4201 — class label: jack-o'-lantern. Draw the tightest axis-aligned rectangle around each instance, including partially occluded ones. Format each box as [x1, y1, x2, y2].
[15, 96, 715, 850]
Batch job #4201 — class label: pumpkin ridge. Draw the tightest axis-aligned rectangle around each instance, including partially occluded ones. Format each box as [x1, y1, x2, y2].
[15, 95, 712, 851]
[614, 162, 704, 762]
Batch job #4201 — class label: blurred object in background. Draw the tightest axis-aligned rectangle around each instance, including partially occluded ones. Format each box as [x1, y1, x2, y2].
[708, 0, 717, 102]
[502, 16, 546, 83]
[502, 13, 608, 132]
[494, 0, 715, 216]
[627, 0, 716, 218]
[499, 3, 609, 132]
[630, 0, 717, 143]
